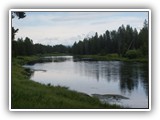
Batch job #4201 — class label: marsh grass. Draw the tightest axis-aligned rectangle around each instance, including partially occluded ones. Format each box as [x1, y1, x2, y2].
[11, 56, 121, 109]
[76, 54, 148, 62]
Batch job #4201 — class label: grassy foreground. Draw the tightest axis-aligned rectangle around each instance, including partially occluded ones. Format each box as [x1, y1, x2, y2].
[11, 56, 121, 109]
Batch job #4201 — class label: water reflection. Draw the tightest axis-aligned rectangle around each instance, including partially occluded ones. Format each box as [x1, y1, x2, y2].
[74, 61, 148, 96]
[44, 56, 72, 62]
[119, 62, 139, 94]
[74, 61, 120, 82]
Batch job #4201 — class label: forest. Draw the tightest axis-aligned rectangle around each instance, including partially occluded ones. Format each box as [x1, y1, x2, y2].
[72, 21, 148, 58]
[12, 12, 149, 59]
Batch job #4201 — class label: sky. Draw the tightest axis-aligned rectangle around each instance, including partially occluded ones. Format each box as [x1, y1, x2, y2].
[12, 11, 148, 46]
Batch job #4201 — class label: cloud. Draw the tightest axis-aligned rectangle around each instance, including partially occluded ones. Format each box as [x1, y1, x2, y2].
[91, 21, 107, 25]
[50, 12, 112, 22]
[14, 11, 148, 46]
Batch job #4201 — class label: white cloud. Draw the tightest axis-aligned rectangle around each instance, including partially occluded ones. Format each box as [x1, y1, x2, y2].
[14, 11, 148, 45]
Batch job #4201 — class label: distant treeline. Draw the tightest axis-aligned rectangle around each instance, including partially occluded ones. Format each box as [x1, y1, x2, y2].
[12, 37, 71, 57]
[72, 20, 148, 58]
[12, 20, 148, 58]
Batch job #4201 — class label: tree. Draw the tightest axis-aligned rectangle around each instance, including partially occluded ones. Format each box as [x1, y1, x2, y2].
[11, 12, 26, 41]
[133, 28, 138, 49]
[12, 12, 26, 57]
[70, 23, 147, 57]
[12, 19, 148, 58]
[125, 25, 133, 51]
[17, 38, 26, 56]
[110, 30, 118, 53]
[72, 42, 78, 54]
[12, 27, 19, 41]
[83, 38, 89, 54]
[12, 12, 26, 19]
[105, 30, 111, 53]
[117, 25, 125, 56]
[24, 37, 34, 55]
[138, 19, 149, 56]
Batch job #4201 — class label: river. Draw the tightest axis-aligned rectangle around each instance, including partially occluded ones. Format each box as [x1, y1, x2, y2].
[23, 56, 149, 108]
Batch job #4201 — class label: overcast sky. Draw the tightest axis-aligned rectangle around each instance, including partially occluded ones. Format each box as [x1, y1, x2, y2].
[12, 11, 148, 46]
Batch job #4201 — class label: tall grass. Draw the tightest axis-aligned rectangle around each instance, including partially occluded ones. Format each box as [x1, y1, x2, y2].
[76, 54, 148, 62]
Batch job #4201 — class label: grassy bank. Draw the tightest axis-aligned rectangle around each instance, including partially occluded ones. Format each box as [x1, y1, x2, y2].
[74, 54, 148, 63]
[11, 56, 121, 109]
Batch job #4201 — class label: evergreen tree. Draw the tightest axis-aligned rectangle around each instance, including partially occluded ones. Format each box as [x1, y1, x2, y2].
[12, 20, 148, 58]
[138, 19, 149, 56]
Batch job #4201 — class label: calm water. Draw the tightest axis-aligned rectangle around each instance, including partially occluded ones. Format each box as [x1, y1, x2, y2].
[24, 56, 149, 108]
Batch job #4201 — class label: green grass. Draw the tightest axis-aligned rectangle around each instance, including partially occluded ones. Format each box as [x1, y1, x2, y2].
[35, 52, 71, 57]
[11, 56, 121, 109]
[75, 54, 148, 63]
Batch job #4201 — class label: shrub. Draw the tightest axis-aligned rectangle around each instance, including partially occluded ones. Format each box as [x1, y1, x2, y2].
[125, 49, 142, 59]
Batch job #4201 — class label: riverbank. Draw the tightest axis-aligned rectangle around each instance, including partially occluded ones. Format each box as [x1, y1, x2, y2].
[74, 54, 148, 63]
[11, 56, 121, 109]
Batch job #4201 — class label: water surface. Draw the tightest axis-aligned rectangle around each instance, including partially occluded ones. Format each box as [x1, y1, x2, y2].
[24, 56, 149, 108]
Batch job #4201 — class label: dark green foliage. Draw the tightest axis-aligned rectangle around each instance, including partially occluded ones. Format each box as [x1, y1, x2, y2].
[12, 12, 26, 19]
[125, 50, 142, 59]
[75, 54, 147, 62]
[71, 20, 148, 58]
[12, 37, 71, 57]
[138, 19, 149, 57]
[12, 27, 19, 40]
[12, 20, 149, 60]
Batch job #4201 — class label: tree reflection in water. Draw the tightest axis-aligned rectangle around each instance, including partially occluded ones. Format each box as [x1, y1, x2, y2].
[74, 60, 148, 96]
[119, 62, 148, 95]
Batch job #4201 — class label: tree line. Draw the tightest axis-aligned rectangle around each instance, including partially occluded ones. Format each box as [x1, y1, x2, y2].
[12, 20, 148, 58]
[72, 20, 148, 58]
[11, 12, 71, 57]
[12, 37, 71, 56]
[12, 11, 148, 58]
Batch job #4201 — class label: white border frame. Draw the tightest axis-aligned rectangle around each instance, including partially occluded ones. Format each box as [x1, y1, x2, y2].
[9, 9, 151, 111]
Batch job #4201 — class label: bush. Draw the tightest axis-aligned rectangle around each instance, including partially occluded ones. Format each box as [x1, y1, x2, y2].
[125, 50, 142, 59]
